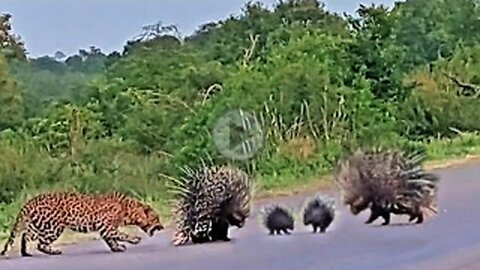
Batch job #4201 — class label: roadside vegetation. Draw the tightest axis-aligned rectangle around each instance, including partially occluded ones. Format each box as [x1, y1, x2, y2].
[1, 0, 480, 238]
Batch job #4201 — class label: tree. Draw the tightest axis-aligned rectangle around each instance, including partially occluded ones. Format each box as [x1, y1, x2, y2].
[65, 46, 106, 73]
[31, 56, 65, 73]
[0, 13, 27, 61]
[123, 22, 183, 55]
[54, 51, 66, 61]
[392, 0, 480, 66]
[346, 4, 409, 102]
[0, 53, 24, 130]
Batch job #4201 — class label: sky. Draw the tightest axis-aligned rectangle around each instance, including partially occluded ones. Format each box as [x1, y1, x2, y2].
[1, 0, 396, 57]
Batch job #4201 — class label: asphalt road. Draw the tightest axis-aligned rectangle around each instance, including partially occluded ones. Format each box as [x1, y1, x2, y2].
[2, 161, 480, 270]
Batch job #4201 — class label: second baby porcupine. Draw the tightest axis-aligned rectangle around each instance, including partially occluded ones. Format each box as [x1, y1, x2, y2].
[302, 195, 335, 233]
[170, 164, 253, 246]
[262, 204, 295, 235]
[333, 148, 440, 226]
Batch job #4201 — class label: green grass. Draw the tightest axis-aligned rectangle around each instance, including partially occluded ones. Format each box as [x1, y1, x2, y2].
[425, 132, 480, 160]
[252, 132, 480, 195]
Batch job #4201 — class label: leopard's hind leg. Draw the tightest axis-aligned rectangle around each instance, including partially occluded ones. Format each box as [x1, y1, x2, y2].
[20, 228, 39, 257]
[36, 222, 65, 255]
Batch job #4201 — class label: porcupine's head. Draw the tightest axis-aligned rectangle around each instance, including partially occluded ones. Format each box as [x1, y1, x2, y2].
[302, 195, 336, 226]
[223, 200, 248, 228]
[334, 148, 409, 215]
[262, 204, 295, 231]
[218, 166, 253, 228]
[333, 151, 371, 215]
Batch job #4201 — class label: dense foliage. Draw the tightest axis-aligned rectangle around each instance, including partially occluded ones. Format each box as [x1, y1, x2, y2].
[1, 0, 480, 231]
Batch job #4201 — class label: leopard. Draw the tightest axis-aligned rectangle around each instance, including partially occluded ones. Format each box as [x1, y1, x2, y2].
[0, 191, 164, 257]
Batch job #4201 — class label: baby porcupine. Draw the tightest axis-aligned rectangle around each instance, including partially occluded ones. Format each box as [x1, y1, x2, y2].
[262, 204, 295, 235]
[302, 195, 335, 233]
[170, 164, 253, 246]
[333, 147, 440, 226]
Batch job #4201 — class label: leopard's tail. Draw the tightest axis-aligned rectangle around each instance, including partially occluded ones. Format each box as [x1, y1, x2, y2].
[1, 208, 28, 256]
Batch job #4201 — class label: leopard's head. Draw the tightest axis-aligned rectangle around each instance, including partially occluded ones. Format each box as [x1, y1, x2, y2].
[130, 202, 164, 237]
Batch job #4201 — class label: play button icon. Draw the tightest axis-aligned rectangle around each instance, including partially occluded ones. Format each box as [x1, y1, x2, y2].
[212, 109, 263, 161]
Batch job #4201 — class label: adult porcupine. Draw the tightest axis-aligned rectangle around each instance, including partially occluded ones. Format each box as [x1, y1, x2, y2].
[333, 148, 440, 226]
[302, 195, 335, 233]
[170, 164, 253, 246]
[262, 204, 295, 235]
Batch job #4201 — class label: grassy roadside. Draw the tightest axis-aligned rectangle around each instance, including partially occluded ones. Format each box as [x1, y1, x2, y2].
[255, 132, 480, 198]
[2, 132, 480, 251]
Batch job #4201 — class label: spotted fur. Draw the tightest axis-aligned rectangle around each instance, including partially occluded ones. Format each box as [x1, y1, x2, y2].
[333, 148, 439, 226]
[0, 191, 164, 257]
[170, 165, 252, 246]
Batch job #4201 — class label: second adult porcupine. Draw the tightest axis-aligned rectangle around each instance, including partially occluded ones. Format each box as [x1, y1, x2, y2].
[333, 148, 440, 226]
[302, 195, 335, 233]
[262, 204, 295, 235]
[170, 164, 253, 246]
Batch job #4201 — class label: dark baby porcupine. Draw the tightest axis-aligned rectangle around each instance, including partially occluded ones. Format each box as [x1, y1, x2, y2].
[302, 195, 335, 233]
[262, 204, 295, 235]
[170, 164, 253, 246]
[333, 148, 440, 226]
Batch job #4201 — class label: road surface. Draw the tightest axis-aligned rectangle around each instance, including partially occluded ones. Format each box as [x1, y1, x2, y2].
[1, 161, 480, 270]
